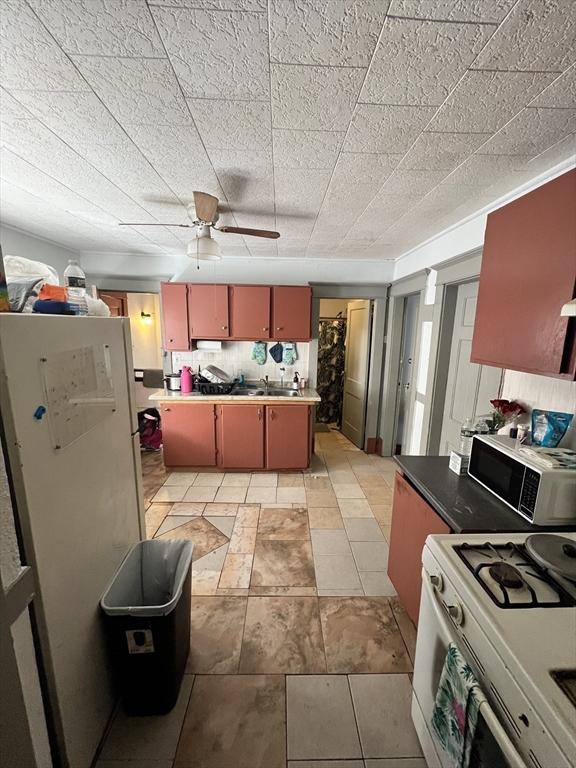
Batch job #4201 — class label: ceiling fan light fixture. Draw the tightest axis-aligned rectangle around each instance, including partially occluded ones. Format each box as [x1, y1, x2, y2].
[187, 235, 221, 260]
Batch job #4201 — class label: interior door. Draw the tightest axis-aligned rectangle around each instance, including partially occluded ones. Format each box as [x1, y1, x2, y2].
[439, 282, 503, 455]
[188, 284, 229, 339]
[341, 300, 372, 448]
[229, 285, 271, 339]
[394, 293, 419, 454]
[97, 290, 127, 316]
[218, 405, 264, 468]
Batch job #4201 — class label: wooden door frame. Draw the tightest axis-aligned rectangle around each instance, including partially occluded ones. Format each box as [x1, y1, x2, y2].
[96, 289, 128, 316]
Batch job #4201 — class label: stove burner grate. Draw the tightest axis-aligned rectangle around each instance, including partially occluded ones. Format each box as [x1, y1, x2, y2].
[455, 542, 576, 609]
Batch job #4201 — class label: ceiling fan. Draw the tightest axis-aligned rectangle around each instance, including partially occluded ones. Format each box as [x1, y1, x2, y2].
[119, 190, 280, 260]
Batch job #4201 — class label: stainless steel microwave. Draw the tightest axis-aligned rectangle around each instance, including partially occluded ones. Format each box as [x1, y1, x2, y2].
[468, 435, 576, 526]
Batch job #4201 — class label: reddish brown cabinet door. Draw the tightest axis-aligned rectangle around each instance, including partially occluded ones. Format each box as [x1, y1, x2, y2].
[217, 405, 265, 468]
[387, 472, 450, 626]
[272, 286, 312, 340]
[266, 405, 310, 469]
[472, 169, 576, 378]
[188, 284, 229, 339]
[161, 404, 216, 466]
[161, 283, 189, 351]
[229, 285, 271, 339]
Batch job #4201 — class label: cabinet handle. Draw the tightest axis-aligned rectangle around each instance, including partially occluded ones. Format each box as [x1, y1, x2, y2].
[257, 408, 262, 420]
[164, 408, 171, 412]
[221, 325, 228, 330]
[263, 327, 269, 331]
[276, 326, 283, 331]
[270, 409, 275, 420]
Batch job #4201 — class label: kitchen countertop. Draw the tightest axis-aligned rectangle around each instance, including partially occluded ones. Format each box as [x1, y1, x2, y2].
[148, 387, 321, 404]
[394, 455, 576, 534]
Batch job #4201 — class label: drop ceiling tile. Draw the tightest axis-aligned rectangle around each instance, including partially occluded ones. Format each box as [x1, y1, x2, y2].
[529, 65, 576, 108]
[208, 149, 275, 222]
[274, 168, 332, 216]
[0, 0, 89, 91]
[380, 168, 448, 197]
[388, 0, 516, 23]
[344, 104, 437, 153]
[271, 64, 365, 131]
[524, 133, 576, 172]
[399, 131, 491, 171]
[0, 88, 34, 119]
[273, 129, 345, 169]
[360, 17, 495, 106]
[151, 5, 269, 99]
[345, 192, 422, 240]
[269, 0, 390, 66]
[188, 99, 271, 150]
[443, 154, 534, 188]
[277, 238, 309, 257]
[472, 0, 576, 72]
[71, 56, 190, 125]
[427, 70, 557, 133]
[477, 107, 576, 157]
[149, 0, 266, 8]
[27, 0, 165, 57]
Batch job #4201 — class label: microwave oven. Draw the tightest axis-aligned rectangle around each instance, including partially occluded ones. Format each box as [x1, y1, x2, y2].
[468, 435, 576, 526]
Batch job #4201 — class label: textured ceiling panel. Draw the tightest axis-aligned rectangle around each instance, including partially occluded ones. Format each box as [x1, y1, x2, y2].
[188, 99, 271, 150]
[71, 56, 191, 125]
[274, 168, 332, 215]
[272, 129, 345, 169]
[28, 0, 165, 57]
[388, 0, 517, 23]
[271, 64, 365, 130]
[399, 131, 491, 171]
[529, 65, 576, 108]
[151, 5, 269, 99]
[344, 104, 437, 153]
[269, 0, 389, 66]
[148, 0, 267, 9]
[380, 169, 450, 198]
[524, 134, 576, 172]
[360, 17, 495, 106]
[427, 70, 557, 133]
[477, 108, 576, 157]
[472, 0, 576, 73]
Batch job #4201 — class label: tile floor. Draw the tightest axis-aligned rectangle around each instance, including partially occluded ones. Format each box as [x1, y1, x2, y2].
[101, 428, 423, 768]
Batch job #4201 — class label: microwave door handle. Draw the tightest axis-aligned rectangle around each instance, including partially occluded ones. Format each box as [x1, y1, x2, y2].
[422, 573, 530, 768]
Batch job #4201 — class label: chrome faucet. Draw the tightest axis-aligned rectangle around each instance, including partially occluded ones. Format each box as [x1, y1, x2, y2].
[259, 375, 269, 392]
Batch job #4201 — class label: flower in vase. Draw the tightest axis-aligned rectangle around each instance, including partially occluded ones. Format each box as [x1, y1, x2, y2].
[488, 399, 525, 432]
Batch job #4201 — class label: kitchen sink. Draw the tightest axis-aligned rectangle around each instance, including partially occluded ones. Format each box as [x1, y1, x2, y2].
[231, 387, 301, 397]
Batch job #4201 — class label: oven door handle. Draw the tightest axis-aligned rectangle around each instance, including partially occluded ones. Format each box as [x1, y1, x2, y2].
[421, 572, 530, 768]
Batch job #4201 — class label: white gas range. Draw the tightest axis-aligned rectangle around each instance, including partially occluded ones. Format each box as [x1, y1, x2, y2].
[412, 531, 576, 768]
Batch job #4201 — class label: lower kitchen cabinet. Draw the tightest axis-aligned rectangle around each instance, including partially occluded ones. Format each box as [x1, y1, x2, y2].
[161, 403, 217, 466]
[387, 472, 450, 625]
[266, 404, 310, 470]
[217, 404, 265, 469]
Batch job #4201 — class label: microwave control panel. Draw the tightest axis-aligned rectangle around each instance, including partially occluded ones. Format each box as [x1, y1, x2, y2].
[519, 468, 540, 519]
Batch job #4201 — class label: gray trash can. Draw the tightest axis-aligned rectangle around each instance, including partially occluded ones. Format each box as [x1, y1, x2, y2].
[101, 539, 193, 715]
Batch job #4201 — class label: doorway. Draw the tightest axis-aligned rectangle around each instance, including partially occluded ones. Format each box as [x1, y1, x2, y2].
[316, 298, 373, 449]
[393, 293, 419, 454]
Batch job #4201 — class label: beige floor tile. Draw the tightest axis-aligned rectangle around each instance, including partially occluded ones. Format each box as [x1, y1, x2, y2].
[175, 675, 285, 768]
[332, 483, 365, 499]
[158, 518, 229, 560]
[350, 541, 389, 571]
[145, 503, 171, 538]
[221, 473, 251, 487]
[338, 498, 373, 518]
[252, 540, 315, 587]
[239, 596, 326, 674]
[359, 571, 397, 596]
[349, 674, 422, 759]
[286, 675, 361, 760]
[364, 759, 427, 768]
[229, 526, 258, 554]
[311, 529, 351, 555]
[183, 486, 217, 503]
[152, 485, 189, 503]
[155, 515, 197, 536]
[314, 553, 362, 591]
[249, 586, 317, 596]
[370, 504, 393, 525]
[246, 486, 277, 504]
[318, 588, 365, 597]
[257, 507, 309, 540]
[100, 675, 194, 761]
[236, 504, 260, 527]
[203, 502, 238, 516]
[187, 596, 247, 674]
[304, 475, 332, 490]
[250, 473, 278, 487]
[217, 587, 250, 595]
[306, 489, 337, 507]
[327, 470, 357, 484]
[164, 472, 198, 486]
[276, 486, 307, 504]
[319, 597, 412, 674]
[204, 517, 235, 537]
[308, 507, 344, 529]
[288, 762, 363, 768]
[192, 543, 228, 573]
[390, 596, 417, 663]
[191, 570, 220, 595]
[219, 553, 253, 588]
[278, 473, 305, 487]
[193, 472, 225, 486]
[355, 472, 389, 486]
[168, 502, 205, 516]
[343, 518, 385, 541]
[214, 486, 247, 503]
[363, 489, 393, 505]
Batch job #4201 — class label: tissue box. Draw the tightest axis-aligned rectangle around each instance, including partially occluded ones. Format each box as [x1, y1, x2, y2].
[449, 451, 469, 475]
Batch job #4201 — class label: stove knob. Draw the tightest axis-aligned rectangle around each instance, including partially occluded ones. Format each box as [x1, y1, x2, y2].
[447, 603, 464, 626]
[430, 574, 444, 592]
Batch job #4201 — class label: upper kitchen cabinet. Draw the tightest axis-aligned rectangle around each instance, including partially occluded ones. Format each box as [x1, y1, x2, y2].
[229, 285, 271, 339]
[188, 284, 229, 339]
[472, 170, 576, 379]
[272, 286, 312, 341]
[160, 283, 189, 351]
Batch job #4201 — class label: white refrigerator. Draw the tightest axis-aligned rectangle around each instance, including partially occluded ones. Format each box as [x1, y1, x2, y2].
[0, 315, 144, 768]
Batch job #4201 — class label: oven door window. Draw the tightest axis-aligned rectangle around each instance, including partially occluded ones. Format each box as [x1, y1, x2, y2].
[469, 711, 516, 768]
[469, 440, 525, 509]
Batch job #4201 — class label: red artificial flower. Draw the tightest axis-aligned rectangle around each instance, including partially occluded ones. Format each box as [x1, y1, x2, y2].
[490, 399, 525, 418]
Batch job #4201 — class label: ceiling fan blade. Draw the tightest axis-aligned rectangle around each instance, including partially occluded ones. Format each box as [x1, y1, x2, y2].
[193, 190, 219, 222]
[119, 222, 194, 228]
[217, 226, 280, 239]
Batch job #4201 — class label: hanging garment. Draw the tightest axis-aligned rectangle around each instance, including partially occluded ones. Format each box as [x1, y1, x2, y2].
[316, 319, 346, 425]
[269, 341, 284, 363]
[251, 341, 267, 365]
[282, 342, 297, 365]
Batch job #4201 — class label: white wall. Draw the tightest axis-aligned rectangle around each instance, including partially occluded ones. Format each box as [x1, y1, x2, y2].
[319, 298, 350, 318]
[126, 293, 162, 370]
[1, 225, 78, 280]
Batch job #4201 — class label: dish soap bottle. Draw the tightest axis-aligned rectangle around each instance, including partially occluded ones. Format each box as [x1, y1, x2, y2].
[459, 418, 476, 456]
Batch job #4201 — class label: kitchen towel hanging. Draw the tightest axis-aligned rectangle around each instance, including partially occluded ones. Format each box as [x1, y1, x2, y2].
[282, 342, 297, 365]
[269, 342, 284, 363]
[251, 341, 267, 365]
[431, 642, 486, 768]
